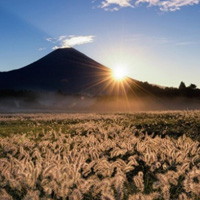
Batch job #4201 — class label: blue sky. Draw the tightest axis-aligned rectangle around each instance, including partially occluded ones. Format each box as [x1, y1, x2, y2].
[0, 0, 200, 87]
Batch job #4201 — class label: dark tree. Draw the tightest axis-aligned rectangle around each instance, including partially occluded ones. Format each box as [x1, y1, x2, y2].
[188, 84, 197, 90]
[179, 82, 186, 90]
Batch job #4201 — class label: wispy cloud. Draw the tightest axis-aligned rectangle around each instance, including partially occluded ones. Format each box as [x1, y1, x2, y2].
[125, 34, 172, 45]
[46, 35, 95, 50]
[176, 41, 196, 46]
[158, 0, 199, 11]
[97, 0, 199, 11]
[45, 36, 65, 43]
[57, 35, 66, 41]
[46, 38, 52, 42]
[38, 47, 46, 51]
[52, 46, 59, 50]
[46, 38, 57, 43]
[125, 34, 199, 46]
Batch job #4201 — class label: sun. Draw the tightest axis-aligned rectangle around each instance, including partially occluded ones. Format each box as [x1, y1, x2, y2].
[112, 65, 127, 81]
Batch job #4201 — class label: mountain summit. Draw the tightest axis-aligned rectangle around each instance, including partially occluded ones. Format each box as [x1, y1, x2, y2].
[0, 48, 123, 95]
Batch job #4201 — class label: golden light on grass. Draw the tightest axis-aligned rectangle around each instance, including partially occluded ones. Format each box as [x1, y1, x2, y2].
[1, 113, 200, 199]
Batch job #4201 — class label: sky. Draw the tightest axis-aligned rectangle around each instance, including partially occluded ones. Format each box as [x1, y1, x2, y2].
[0, 0, 200, 88]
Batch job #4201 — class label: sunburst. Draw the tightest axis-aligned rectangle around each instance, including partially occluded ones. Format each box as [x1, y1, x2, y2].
[112, 64, 127, 81]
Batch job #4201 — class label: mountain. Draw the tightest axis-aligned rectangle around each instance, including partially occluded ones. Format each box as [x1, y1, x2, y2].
[0, 48, 135, 96]
[1, 48, 200, 111]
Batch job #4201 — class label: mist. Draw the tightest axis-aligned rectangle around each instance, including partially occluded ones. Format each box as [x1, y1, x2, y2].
[1, 92, 200, 113]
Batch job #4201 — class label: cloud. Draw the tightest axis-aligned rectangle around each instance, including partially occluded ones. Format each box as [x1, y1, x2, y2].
[97, 0, 199, 11]
[57, 35, 66, 41]
[125, 34, 172, 45]
[60, 35, 95, 48]
[46, 38, 53, 42]
[52, 46, 59, 50]
[138, 0, 200, 11]
[46, 35, 95, 50]
[46, 37, 57, 43]
[156, 37, 171, 44]
[175, 41, 195, 46]
[101, 0, 134, 9]
[159, 0, 199, 11]
[124, 34, 199, 47]
[99, 0, 134, 10]
[38, 47, 46, 51]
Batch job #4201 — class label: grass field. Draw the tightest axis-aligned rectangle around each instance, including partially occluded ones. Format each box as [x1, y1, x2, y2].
[0, 111, 200, 199]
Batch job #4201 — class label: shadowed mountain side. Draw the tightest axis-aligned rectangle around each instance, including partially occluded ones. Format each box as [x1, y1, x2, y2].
[0, 48, 135, 96]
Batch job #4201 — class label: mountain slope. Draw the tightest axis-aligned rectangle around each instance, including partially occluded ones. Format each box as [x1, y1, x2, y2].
[0, 48, 128, 95]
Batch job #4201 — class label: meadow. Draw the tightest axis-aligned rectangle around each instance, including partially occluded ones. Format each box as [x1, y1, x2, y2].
[0, 111, 200, 200]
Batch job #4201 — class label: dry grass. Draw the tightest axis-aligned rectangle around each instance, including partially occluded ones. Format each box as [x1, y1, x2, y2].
[0, 112, 200, 199]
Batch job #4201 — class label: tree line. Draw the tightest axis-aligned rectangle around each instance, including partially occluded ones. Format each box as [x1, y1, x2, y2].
[128, 81, 200, 98]
[0, 81, 199, 99]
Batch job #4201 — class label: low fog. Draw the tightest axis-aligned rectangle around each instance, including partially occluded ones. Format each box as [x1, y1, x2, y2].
[0, 92, 200, 113]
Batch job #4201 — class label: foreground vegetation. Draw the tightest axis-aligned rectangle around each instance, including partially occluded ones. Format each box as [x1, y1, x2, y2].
[0, 111, 200, 199]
